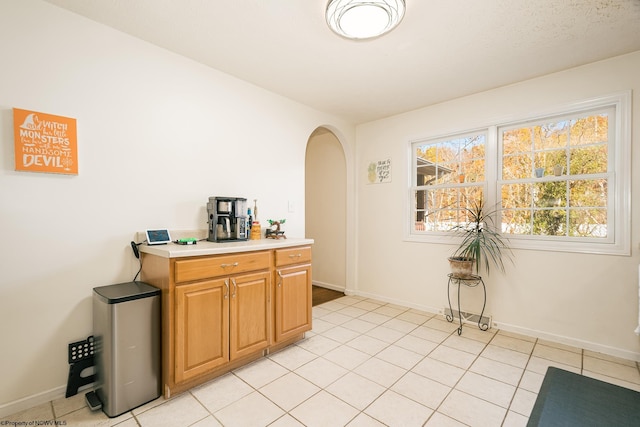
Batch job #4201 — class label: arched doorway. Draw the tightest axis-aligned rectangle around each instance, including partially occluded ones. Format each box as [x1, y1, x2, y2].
[305, 127, 347, 291]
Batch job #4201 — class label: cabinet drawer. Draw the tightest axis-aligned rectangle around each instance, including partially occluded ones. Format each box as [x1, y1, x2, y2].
[175, 251, 270, 283]
[275, 246, 311, 267]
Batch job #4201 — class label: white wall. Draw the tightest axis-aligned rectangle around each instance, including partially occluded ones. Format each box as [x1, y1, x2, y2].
[0, 0, 354, 412]
[355, 51, 640, 360]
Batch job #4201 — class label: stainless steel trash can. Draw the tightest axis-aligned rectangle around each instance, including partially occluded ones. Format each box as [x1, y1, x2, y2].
[93, 281, 161, 417]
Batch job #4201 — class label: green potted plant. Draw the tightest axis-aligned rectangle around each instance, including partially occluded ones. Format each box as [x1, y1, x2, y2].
[448, 197, 512, 278]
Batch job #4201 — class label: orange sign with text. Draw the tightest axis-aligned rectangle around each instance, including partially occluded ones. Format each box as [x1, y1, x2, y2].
[13, 108, 78, 175]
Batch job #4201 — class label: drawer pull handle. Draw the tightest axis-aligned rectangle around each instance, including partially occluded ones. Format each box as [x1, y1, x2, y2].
[224, 279, 229, 299]
[221, 262, 239, 268]
[288, 254, 302, 259]
[277, 271, 283, 287]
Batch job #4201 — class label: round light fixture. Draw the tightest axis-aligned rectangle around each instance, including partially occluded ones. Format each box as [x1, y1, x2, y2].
[326, 0, 406, 40]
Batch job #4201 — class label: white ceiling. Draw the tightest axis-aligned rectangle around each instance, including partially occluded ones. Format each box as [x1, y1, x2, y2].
[44, 0, 640, 124]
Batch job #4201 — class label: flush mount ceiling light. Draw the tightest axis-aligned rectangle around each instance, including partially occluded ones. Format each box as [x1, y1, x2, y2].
[326, 0, 406, 40]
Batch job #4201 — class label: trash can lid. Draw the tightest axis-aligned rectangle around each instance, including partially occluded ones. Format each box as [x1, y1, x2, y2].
[93, 281, 160, 304]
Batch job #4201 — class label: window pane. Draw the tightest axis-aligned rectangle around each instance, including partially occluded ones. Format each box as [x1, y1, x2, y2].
[439, 162, 458, 184]
[533, 121, 569, 150]
[569, 179, 607, 208]
[417, 145, 437, 162]
[533, 209, 566, 236]
[439, 141, 459, 163]
[570, 114, 608, 146]
[415, 189, 427, 220]
[534, 150, 567, 174]
[503, 128, 531, 155]
[428, 187, 452, 211]
[502, 209, 532, 235]
[497, 109, 612, 240]
[417, 186, 487, 230]
[411, 133, 486, 233]
[503, 154, 533, 179]
[569, 209, 607, 238]
[462, 159, 485, 182]
[534, 181, 566, 208]
[416, 165, 435, 186]
[569, 145, 607, 175]
[457, 187, 484, 224]
[501, 183, 532, 208]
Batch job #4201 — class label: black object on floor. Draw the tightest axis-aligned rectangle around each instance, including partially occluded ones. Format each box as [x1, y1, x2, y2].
[312, 285, 344, 306]
[527, 367, 640, 426]
[85, 390, 102, 411]
[65, 336, 95, 397]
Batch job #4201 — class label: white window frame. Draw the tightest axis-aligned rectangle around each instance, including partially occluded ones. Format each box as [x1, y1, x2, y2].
[408, 128, 492, 244]
[406, 91, 631, 256]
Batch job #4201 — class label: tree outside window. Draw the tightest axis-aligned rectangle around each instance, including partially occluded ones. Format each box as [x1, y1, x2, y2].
[500, 111, 610, 239]
[413, 133, 486, 232]
[408, 92, 630, 255]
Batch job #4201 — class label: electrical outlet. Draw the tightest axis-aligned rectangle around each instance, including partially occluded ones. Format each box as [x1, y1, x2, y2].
[288, 200, 295, 213]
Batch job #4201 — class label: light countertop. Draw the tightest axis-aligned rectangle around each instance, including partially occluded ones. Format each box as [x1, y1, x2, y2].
[139, 237, 314, 258]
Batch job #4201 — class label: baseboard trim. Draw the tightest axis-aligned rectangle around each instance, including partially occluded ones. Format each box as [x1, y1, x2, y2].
[344, 289, 640, 363]
[344, 289, 441, 316]
[0, 385, 66, 418]
[493, 320, 640, 363]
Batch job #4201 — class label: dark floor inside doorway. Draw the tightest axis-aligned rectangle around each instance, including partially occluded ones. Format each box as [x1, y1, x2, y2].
[312, 285, 344, 306]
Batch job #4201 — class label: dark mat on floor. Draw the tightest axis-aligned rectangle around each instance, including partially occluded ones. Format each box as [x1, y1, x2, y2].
[527, 367, 640, 426]
[312, 286, 344, 306]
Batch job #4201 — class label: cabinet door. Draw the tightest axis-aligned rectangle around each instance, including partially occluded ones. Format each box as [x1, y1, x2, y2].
[274, 264, 312, 342]
[230, 271, 270, 360]
[175, 278, 229, 383]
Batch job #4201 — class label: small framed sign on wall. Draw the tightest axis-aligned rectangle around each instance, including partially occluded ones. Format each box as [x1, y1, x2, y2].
[367, 157, 392, 184]
[13, 108, 78, 175]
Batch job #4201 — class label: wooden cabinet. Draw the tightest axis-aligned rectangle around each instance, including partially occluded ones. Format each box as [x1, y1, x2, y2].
[229, 271, 270, 359]
[175, 278, 228, 383]
[174, 253, 270, 384]
[174, 270, 270, 383]
[274, 247, 312, 343]
[141, 244, 311, 398]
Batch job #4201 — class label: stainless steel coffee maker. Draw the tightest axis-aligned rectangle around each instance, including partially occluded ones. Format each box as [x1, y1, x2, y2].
[207, 197, 248, 242]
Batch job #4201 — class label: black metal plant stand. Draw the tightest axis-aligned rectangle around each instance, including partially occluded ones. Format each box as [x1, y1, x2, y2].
[446, 273, 489, 335]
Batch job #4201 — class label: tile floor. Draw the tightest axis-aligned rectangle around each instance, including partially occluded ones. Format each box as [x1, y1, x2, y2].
[4, 294, 640, 426]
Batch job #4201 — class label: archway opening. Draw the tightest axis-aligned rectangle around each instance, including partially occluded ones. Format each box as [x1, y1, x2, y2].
[305, 127, 347, 292]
